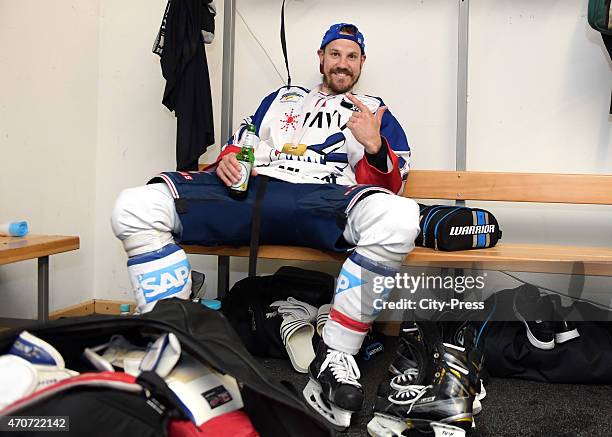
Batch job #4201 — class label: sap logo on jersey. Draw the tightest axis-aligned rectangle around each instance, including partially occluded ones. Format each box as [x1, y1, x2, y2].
[335, 268, 363, 295]
[138, 259, 190, 303]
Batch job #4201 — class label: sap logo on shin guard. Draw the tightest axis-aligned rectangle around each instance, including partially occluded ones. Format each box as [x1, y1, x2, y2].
[138, 260, 190, 303]
[335, 268, 363, 295]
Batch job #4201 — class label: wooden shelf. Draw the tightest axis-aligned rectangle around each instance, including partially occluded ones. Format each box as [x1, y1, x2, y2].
[0, 235, 80, 265]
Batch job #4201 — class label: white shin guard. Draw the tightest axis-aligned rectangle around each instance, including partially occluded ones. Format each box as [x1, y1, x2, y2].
[127, 244, 192, 314]
[324, 251, 400, 355]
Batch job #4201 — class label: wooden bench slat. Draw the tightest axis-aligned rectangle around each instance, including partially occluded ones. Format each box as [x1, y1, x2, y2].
[183, 244, 348, 262]
[404, 170, 612, 205]
[183, 243, 612, 276]
[197, 166, 612, 205]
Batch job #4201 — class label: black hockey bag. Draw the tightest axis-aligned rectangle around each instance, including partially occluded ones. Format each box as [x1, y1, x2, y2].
[481, 285, 612, 384]
[0, 299, 334, 437]
[415, 204, 502, 251]
[222, 266, 334, 358]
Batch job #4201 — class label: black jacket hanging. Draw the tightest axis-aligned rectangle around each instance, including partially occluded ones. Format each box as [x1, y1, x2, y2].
[587, 0, 612, 114]
[154, 0, 216, 171]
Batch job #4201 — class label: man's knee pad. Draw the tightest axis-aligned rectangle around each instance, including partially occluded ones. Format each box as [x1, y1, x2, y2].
[111, 184, 181, 257]
[386, 197, 421, 250]
[346, 194, 420, 260]
[127, 243, 192, 314]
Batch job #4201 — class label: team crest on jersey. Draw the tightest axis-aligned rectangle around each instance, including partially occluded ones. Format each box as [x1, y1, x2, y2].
[280, 109, 300, 132]
[279, 91, 304, 103]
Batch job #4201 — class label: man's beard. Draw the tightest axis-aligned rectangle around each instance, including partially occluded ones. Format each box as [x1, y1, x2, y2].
[322, 67, 361, 94]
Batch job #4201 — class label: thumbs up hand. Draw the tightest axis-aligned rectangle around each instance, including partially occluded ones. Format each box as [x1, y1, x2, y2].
[345, 93, 387, 154]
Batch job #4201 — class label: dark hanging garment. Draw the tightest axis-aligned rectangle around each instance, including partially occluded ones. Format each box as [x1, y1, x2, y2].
[154, 0, 216, 171]
[587, 0, 612, 114]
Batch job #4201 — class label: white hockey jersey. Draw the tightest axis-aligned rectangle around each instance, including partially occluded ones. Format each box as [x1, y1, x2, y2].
[216, 85, 411, 193]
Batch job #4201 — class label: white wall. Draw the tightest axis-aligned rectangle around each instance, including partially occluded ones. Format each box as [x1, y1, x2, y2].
[469, 0, 611, 174]
[0, 0, 100, 317]
[466, 0, 612, 247]
[0, 0, 610, 314]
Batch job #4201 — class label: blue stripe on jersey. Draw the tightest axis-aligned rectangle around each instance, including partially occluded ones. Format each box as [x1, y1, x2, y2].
[308, 132, 346, 154]
[227, 88, 284, 144]
[380, 106, 410, 154]
[251, 90, 282, 134]
[229, 86, 311, 145]
[326, 153, 349, 163]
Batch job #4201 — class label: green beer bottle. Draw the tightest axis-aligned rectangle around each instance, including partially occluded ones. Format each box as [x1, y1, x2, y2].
[229, 123, 257, 199]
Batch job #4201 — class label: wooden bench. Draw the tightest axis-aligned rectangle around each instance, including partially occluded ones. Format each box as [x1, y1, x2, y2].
[183, 169, 612, 297]
[0, 234, 80, 325]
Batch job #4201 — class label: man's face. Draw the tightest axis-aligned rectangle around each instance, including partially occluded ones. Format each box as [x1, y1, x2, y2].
[318, 38, 365, 94]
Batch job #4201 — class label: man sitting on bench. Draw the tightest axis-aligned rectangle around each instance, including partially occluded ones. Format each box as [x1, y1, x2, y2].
[111, 22, 420, 430]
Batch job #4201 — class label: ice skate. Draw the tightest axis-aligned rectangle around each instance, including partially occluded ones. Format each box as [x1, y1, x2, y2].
[388, 321, 439, 389]
[390, 342, 480, 401]
[390, 324, 485, 415]
[302, 342, 364, 430]
[368, 342, 478, 437]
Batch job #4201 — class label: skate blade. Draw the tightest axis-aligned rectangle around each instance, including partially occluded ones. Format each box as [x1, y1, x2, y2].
[368, 415, 468, 437]
[404, 416, 473, 435]
[302, 379, 352, 431]
[477, 379, 486, 401]
[367, 414, 408, 437]
[472, 397, 482, 415]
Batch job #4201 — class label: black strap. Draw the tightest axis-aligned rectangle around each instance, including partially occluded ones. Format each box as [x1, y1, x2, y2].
[248, 176, 269, 277]
[280, 0, 291, 88]
[136, 371, 187, 421]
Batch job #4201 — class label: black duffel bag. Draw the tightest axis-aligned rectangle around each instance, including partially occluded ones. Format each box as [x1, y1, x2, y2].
[0, 299, 334, 437]
[416, 204, 502, 251]
[482, 285, 612, 384]
[222, 266, 334, 359]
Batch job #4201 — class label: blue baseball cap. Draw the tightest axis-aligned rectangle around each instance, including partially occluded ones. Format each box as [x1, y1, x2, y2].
[320, 23, 365, 54]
